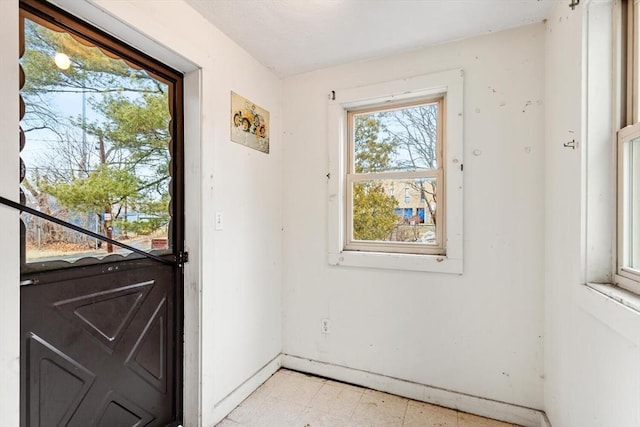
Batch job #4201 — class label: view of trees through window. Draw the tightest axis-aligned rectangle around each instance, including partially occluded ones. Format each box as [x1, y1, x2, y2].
[350, 100, 441, 248]
[19, 14, 174, 264]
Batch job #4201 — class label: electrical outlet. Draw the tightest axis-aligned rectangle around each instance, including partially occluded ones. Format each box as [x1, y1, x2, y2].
[321, 318, 331, 334]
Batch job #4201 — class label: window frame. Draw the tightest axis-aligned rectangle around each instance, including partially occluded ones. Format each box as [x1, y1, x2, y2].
[617, 0, 640, 293]
[617, 124, 640, 293]
[344, 97, 445, 255]
[327, 70, 464, 273]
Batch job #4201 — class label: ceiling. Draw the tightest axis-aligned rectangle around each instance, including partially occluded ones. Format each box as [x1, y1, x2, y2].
[185, 0, 559, 78]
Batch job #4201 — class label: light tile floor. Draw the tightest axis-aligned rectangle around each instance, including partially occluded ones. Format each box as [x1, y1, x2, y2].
[215, 369, 522, 427]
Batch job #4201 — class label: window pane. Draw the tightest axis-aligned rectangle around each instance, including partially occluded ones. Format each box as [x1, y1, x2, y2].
[352, 102, 438, 173]
[635, 1, 640, 124]
[351, 178, 437, 244]
[20, 16, 173, 265]
[626, 136, 640, 269]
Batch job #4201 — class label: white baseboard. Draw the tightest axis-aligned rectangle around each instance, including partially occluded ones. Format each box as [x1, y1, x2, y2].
[210, 354, 282, 426]
[281, 354, 546, 427]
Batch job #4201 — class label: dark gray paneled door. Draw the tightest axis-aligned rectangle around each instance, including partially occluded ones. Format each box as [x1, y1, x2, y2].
[21, 261, 179, 427]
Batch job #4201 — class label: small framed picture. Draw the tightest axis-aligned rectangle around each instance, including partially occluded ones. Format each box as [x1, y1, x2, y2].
[230, 91, 269, 153]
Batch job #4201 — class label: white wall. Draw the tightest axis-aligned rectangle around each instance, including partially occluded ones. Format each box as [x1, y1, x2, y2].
[544, 1, 640, 426]
[0, 1, 283, 426]
[282, 24, 546, 411]
[0, 1, 21, 426]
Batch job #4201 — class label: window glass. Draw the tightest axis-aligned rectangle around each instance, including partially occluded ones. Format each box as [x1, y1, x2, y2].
[346, 100, 443, 254]
[349, 178, 437, 245]
[623, 136, 640, 270]
[20, 13, 175, 266]
[351, 102, 439, 174]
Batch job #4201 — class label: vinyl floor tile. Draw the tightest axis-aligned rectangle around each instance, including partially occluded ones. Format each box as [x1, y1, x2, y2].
[308, 381, 363, 418]
[403, 401, 458, 427]
[350, 389, 409, 426]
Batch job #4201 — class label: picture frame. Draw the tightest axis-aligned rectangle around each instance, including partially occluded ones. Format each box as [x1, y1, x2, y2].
[230, 91, 270, 153]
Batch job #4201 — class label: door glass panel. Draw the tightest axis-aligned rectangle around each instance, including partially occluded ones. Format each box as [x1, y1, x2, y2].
[20, 13, 175, 268]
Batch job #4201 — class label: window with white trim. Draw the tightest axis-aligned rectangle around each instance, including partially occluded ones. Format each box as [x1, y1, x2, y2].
[327, 70, 464, 273]
[346, 98, 443, 254]
[618, 0, 640, 293]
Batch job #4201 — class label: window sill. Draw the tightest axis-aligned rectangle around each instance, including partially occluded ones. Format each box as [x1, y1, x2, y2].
[584, 282, 640, 313]
[578, 282, 640, 346]
[328, 250, 462, 274]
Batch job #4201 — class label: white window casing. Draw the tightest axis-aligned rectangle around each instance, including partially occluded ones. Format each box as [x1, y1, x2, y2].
[327, 69, 464, 273]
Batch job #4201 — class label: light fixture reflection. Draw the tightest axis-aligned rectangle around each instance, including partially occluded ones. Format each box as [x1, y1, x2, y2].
[54, 52, 71, 70]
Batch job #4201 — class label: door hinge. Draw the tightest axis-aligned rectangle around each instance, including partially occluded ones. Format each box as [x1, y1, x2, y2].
[178, 251, 189, 266]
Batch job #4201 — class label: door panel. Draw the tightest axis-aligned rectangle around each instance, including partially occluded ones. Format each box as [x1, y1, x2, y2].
[21, 260, 176, 427]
